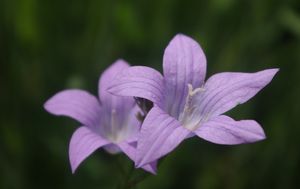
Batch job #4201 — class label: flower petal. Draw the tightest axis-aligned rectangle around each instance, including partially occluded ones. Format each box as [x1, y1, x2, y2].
[69, 126, 109, 173]
[195, 69, 279, 118]
[99, 59, 134, 111]
[118, 142, 157, 174]
[194, 115, 266, 145]
[141, 161, 157, 175]
[117, 142, 136, 160]
[98, 60, 139, 141]
[108, 66, 165, 108]
[163, 34, 207, 118]
[136, 106, 191, 167]
[44, 89, 101, 127]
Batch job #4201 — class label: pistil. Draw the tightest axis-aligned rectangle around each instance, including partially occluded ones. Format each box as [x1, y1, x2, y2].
[179, 84, 205, 130]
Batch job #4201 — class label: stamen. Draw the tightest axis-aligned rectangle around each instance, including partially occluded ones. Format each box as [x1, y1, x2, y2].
[188, 84, 205, 96]
[180, 84, 205, 131]
[182, 84, 204, 116]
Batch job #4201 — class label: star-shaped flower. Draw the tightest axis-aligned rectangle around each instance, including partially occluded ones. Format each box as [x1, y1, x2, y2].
[44, 60, 157, 173]
[108, 34, 278, 167]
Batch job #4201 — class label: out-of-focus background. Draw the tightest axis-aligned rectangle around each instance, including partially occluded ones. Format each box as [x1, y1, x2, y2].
[1, 0, 300, 188]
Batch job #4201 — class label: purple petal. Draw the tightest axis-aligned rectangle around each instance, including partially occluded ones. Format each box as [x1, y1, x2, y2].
[163, 34, 207, 118]
[141, 161, 157, 175]
[108, 66, 165, 108]
[99, 105, 140, 144]
[118, 142, 157, 174]
[44, 89, 102, 127]
[195, 69, 279, 118]
[99, 59, 135, 111]
[118, 142, 137, 160]
[136, 106, 191, 167]
[69, 126, 109, 173]
[194, 115, 266, 145]
[98, 60, 139, 140]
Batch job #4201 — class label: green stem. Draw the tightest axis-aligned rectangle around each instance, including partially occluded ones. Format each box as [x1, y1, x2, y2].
[125, 172, 150, 188]
[121, 164, 135, 188]
[119, 164, 151, 189]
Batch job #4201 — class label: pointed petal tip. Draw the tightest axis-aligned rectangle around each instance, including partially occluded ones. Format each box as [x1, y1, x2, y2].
[259, 134, 266, 141]
[135, 161, 158, 175]
[136, 163, 143, 169]
[69, 152, 80, 174]
[43, 96, 58, 113]
[249, 119, 267, 140]
[69, 153, 81, 174]
[134, 159, 149, 170]
[70, 164, 78, 174]
[134, 160, 142, 168]
[142, 165, 157, 175]
[260, 68, 279, 79]
[272, 68, 280, 72]
[256, 68, 279, 88]
[43, 100, 50, 112]
[43, 95, 60, 115]
[267, 67, 279, 74]
[254, 126, 267, 142]
[272, 68, 280, 76]
[148, 169, 157, 175]
[43, 93, 54, 109]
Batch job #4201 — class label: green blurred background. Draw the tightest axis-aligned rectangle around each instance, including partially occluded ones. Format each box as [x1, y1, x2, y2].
[1, 0, 300, 188]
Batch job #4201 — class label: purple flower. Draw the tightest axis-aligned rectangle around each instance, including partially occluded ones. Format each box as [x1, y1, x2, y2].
[108, 34, 279, 167]
[44, 60, 157, 174]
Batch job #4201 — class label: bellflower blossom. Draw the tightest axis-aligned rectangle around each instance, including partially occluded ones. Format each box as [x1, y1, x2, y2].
[44, 60, 156, 174]
[108, 34, 279, 167]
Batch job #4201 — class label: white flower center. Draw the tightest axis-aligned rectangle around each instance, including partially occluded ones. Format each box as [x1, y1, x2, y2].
[102, 109, 127, 143]
[179, 84, 206, 131]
